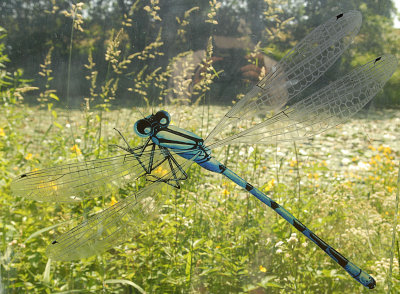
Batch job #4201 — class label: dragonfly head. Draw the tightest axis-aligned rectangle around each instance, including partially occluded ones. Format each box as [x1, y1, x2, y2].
[134, 110, 171, 138]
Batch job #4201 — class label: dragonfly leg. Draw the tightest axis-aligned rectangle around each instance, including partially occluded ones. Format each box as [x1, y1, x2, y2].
[111, 128, 186, 187]
[132, 142, 160, 174]
[111, 128, 138, 153]
[166, 150, 188, 188]
[131, 140, 159, 174]
[111, 128, 152, 153]
[111, 128, 156, 173]
[145, 147, 188, 189]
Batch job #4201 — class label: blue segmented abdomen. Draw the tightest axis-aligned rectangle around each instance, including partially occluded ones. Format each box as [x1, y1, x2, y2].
[151, 125, 375, 288]
[199, 157, 376, 289]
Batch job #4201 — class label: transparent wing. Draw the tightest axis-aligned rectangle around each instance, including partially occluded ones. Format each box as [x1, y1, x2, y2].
[207, 55, 397, 148]
[11, 145, 177, 202]
[46, 154, 197, 261]
[205, 10, 362, 145]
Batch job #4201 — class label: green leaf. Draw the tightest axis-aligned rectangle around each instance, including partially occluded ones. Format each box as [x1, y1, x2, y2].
[42, 258, 51, 283]
[53, 290, 86, 293]
[49, 93, 59, 101]
[51, 110, 57, 119]
[185, 250, 192, 281]
[104, 279, 146, 294]
[263, 282, 284, 289]
[53, 122, 63, 129]
[25, 220, 69, 242]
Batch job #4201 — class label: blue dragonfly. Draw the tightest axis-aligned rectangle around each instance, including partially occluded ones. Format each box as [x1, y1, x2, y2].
[12, 11, 398, 289]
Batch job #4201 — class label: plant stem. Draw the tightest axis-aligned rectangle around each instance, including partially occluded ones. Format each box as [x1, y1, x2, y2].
[386, 162, 400, 293]
[293, 142, 301, 214]
[66, 12, 76, 147]
[66, 14, 75, 115]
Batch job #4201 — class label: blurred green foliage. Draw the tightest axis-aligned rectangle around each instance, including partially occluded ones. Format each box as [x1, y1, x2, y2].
[0, 0, 399, 106]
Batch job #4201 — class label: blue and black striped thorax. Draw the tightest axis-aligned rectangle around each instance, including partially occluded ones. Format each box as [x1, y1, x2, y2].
[134, 110, 212, 164]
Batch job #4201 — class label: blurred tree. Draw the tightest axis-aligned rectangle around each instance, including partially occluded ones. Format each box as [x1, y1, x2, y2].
[277, 0, 399, 106]
[0, 0, 398, 106]
[290, 0, 395, 56]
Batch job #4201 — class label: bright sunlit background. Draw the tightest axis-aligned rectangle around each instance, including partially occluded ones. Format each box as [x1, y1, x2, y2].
[395, 0, 400, 27]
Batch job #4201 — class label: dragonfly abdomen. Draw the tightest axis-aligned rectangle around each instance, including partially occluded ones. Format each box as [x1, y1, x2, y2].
[203, 161, 376, 289]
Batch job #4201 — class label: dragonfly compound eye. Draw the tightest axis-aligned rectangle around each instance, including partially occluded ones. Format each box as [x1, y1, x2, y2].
[154, 110, 171, 126]
[134, 119, 153, 137]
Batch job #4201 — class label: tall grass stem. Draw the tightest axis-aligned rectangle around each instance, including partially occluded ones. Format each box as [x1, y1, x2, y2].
[66, 14, 75, 117]
[386, 162, 400, 293]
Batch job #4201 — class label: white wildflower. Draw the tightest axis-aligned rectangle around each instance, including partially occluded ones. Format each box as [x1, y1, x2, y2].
[341, 157, 351, 165]
[287, 233, 298, 245]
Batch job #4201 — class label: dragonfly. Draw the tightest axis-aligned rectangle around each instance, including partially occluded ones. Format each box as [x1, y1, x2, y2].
[12, 11, 398, 289]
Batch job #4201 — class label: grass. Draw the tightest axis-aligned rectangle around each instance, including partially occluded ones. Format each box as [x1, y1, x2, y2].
[0, 104, 399, 293]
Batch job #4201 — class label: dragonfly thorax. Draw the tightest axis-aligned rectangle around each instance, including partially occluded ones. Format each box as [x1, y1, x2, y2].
[152, 124, 211, 162]
[134, 110, 211, 162]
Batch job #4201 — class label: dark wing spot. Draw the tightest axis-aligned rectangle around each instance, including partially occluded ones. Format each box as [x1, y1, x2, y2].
[20, 174, 27, 178]
[336, 13, 343, 20]
[374, 56, 382, 64]
[51, 240, 58, 244]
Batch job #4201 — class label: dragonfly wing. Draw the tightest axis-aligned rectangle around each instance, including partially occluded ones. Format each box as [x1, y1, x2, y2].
[46, 183, 162, 261]
[205, 11, 362, 145]
[46, 154, 197, 261]
[11, 147, 170, 202]
[208, 55, 397, 148]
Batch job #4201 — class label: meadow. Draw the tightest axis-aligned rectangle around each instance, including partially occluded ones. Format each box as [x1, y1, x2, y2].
[0, 104, 399, 293]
